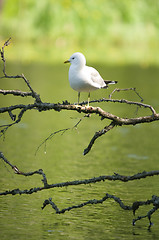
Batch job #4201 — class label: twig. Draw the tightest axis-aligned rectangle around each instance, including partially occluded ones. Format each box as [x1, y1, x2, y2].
[0, 108, 26, 137]
[0, 37, 11, 76]
[83, 121, 116, 155]
[109, 87, 143, 102]
[85, 98, 156, 115]
[132, 195, 159, 229]
[0, 152, 48, 186]
[0, 89, 33, 97]
[35, 114, 91, 155]
[0, 151, 21, 174]
[0, 38, 41, 103]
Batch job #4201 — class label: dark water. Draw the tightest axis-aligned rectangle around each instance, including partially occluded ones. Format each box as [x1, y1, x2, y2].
[0, 62, 159, 239]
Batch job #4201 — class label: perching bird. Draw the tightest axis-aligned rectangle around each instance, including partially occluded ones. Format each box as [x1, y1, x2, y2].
[64, 52, 117, 105]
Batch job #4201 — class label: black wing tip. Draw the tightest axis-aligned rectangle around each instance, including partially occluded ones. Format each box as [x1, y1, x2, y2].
[104, 80, 118, 85]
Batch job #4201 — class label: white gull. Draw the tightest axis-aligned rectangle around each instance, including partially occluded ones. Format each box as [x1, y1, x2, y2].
[64, 52, 117, 105]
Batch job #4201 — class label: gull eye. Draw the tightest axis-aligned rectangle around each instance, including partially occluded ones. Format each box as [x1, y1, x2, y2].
[72, 57, 75, 59]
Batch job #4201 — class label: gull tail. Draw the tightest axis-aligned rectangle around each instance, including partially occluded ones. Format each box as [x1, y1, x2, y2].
[103, 80, 118, 88]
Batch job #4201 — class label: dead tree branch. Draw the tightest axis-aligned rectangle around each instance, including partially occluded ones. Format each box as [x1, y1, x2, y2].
[109, 87, 144, 102]
[1, 38, 159, 154]
[1, 100, 159, 153]
[1, 40, 159, 229]
[0, 38, 41, 103]
[83, 121, 116, 155]
[0, 89, 33, 97]
[41, 193, 132, 213]
[1, 100, 158, 153]
[35, 114, 91, 155]
[42, 194, 159, 230]
[1, 152, 159, 195]
[0, 152, 158, 229]
[0, 37, 11, 76]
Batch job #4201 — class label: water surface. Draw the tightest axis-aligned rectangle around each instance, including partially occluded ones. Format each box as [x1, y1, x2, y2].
[0, 63, 159, 239]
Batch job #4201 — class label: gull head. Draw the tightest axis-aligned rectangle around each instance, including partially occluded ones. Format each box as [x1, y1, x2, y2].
[64, 52, 86, 69]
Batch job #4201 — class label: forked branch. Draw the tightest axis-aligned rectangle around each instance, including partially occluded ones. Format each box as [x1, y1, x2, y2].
[1, 40, 159, 229]
[1, 38, 159, 155]
[0, 38, 41, 103]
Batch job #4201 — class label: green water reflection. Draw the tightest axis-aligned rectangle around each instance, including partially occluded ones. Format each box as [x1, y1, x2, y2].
[1, 63, 159, 239]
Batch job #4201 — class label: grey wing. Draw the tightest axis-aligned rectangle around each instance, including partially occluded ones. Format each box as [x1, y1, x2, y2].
[89, 67, 106, 88]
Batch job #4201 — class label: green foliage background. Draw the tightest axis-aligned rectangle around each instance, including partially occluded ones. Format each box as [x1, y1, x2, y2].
[0, 0, 159, 64]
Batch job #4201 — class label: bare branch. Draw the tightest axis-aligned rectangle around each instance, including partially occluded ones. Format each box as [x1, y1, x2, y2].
[1, 39, 158, 153]
[1, 101, 158, 122]
[0, 152, 159, 228]
[86, 98, 156, 115]
[0, 73, 41, 103]
[1, 152, 159, 195]
[1, 40, 159, 230]
[132, 195, 159, 229]
[0, 108, 26, 137]
[1, 101, 159, 151]
[35, 114, 91, 155]
[42, 194, 159, 230]
[41, 193, 132, 213]
[20, 73, 42, 103]
[109, 87, 143, 102]
[83, 121, 116, 155]
[1, 169, 159, 195]
[0, 151, 21, 174]
[0, 38, 41, 103]
[0, 37, 11, 76]
[0, 89, 33, 97]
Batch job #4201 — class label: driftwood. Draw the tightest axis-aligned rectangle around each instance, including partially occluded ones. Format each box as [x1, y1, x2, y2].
[0, 39, 159, 229]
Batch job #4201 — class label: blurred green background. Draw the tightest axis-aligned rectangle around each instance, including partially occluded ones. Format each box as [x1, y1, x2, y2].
[0, 0, 159, 65]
